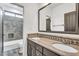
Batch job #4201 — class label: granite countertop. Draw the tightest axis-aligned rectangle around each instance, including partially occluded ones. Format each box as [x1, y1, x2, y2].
[28, 37, 79, 56]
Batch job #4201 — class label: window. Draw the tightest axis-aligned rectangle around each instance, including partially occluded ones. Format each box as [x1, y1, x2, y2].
[5, 12, 15, 17]
[16, 15, 23, 18]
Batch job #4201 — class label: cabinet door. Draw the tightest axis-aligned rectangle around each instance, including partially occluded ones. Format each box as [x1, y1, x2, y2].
[36, 44, 42, 52]
[31, 45, 36, 56]
[27, 44, 32, 56]
[43, 48, 59, 56]
[27, 39, 36, 56]
[36, 50, 42, 56]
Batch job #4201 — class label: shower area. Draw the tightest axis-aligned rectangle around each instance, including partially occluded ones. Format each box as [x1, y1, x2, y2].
[0, 3, 23, 56]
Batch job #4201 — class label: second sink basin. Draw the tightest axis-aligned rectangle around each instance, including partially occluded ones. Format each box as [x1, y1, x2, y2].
[52, 43, 78, 53]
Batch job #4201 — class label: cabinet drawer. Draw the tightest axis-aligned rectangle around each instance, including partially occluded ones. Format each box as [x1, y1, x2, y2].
[43, 48, 59, 56]
[36, 44, 42, 52]
[28, 40, 36, 47]
[36, 50, 42, 56]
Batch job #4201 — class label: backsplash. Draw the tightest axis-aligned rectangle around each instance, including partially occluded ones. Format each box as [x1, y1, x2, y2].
[28, 33, 38, 38]
[28, 33, 79, 46]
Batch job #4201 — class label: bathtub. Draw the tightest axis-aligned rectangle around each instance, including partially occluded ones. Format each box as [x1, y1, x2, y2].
[4, 39, 23, 56]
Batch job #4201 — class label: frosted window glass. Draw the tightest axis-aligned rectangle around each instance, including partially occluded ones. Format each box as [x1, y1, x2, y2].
[5, 12, 15, 17]
[16, 15, 23, 18]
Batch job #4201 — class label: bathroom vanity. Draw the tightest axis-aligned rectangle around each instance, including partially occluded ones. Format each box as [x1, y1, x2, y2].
[27, 3, 79, 56]
[27, 33, 79, 56]
[27, 38, 60, 56]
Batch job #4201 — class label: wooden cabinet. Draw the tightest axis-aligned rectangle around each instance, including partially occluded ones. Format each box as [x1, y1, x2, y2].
[27, 39, 36, 56]
[27, 39, 60, 56]
[27, 42, 32, 56]
[36, 44, 42, 52]
[43, 48, 59, 56]
[31, 45, 36, 56]
[36, 50, 42, 56]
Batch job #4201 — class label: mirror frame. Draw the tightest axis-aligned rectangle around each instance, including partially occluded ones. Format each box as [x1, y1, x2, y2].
[38, 3, 79, 34]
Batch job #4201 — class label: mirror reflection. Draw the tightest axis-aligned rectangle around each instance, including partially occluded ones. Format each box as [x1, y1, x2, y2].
[39, 3, 76, 33]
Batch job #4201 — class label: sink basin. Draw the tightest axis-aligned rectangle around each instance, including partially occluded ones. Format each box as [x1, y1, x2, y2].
[31, 37, 40, 40]
[52, 43, 78, 53]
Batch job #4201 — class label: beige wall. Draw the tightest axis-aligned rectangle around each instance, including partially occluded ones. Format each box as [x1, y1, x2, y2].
[22, 3, 40, 55]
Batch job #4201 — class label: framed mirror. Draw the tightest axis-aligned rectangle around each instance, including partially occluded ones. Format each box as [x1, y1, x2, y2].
[38, 3, 79, 34]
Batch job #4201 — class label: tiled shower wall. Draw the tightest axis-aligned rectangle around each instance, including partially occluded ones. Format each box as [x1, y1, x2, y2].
[3, 15, 23, 41]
